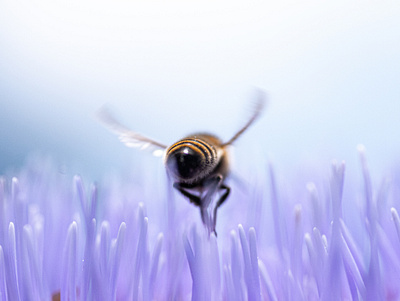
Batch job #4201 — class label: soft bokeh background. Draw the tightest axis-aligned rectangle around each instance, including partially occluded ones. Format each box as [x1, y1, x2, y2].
[1, 0, 399, 181]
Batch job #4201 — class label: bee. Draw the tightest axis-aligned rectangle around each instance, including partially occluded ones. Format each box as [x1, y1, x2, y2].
[97, 91, 266, 234]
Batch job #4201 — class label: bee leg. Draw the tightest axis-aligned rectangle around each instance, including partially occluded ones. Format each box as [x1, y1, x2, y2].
[212, 184, 231, 234]
[202, 175, 226, 235]
[173, 183, 208, 224]
[203, 175, 223, 207]
[173, 182, 202, 207]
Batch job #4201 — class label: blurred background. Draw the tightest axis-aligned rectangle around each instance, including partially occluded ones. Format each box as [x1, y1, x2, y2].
[0, 0, 399, 182]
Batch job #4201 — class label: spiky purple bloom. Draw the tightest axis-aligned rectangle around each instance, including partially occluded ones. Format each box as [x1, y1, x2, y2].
[0, 146, 399, 300]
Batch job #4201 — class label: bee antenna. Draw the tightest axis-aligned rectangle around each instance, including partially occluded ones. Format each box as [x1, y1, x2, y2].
[222, 89, 267, 146]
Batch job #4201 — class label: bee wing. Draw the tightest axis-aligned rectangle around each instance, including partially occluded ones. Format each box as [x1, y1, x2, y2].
[96, 107, 168, 157]
[222, 89, 267, 146]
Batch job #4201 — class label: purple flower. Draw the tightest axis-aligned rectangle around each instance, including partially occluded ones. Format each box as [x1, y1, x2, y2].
[0, 145, 399, 300]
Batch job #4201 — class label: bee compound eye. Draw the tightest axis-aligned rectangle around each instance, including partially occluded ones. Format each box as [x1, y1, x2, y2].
[166, 146, 203, 180]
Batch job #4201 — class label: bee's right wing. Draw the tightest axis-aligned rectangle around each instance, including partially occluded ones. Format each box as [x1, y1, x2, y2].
[96, 107, 168, 157]
[222, 89, 267, 146]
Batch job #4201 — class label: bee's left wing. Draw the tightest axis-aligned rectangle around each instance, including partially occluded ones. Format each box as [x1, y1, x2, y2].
[96, 107, 168, 157]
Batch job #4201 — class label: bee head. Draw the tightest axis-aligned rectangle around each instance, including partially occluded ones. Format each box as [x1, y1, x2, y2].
[165, 145, 206, 182]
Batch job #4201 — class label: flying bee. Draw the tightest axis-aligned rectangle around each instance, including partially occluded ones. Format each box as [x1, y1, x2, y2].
[97, 91, 266, 234]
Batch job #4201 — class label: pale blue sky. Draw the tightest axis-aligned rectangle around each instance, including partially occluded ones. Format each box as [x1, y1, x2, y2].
[0, 0, 399, 180]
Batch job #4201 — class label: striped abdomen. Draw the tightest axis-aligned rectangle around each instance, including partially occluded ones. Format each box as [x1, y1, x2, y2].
[164, 134, 223, 183]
